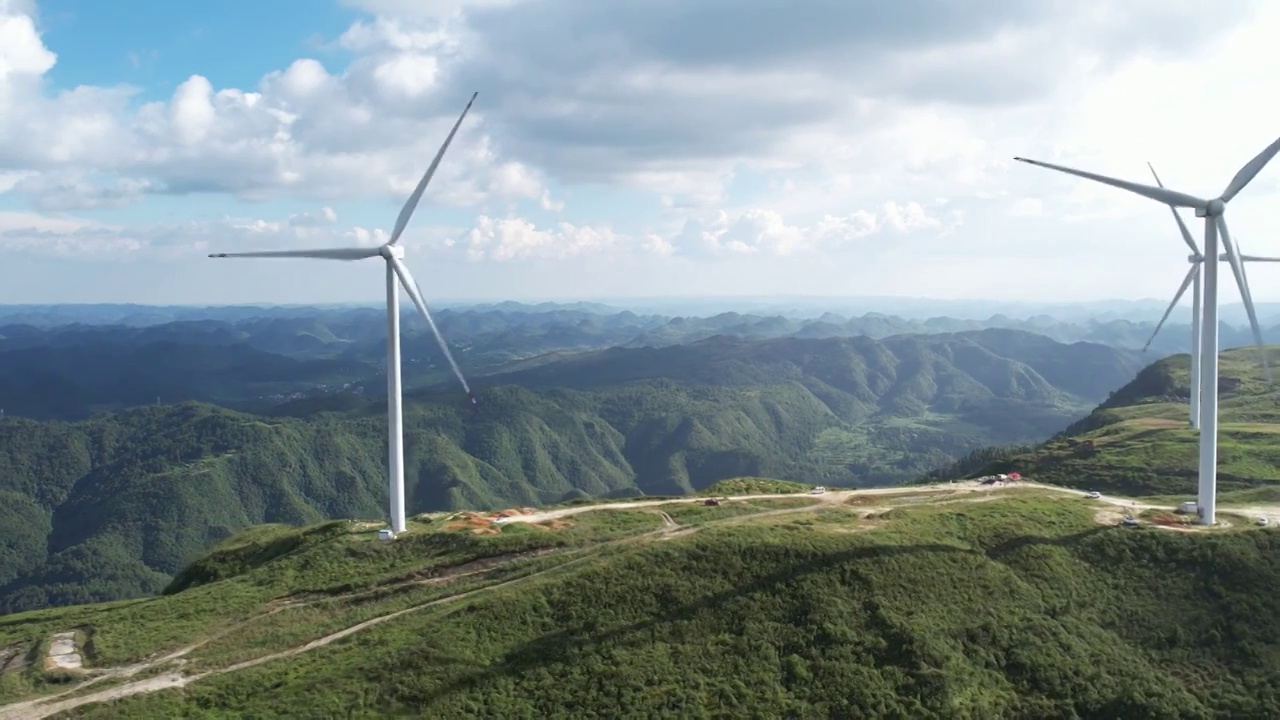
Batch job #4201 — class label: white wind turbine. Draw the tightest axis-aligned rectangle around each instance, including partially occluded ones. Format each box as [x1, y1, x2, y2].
[1142, 163, 1280, 430]
[1015, 137, 1280, 525]
[209, 92, 480, 534]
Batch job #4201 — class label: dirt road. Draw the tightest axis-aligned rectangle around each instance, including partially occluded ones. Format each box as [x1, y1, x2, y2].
[5, 479, 1278, 718]
[494, 481, 991, 525]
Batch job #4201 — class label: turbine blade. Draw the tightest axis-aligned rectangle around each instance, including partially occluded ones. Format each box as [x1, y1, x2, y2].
[1147, 162, 1201, 255]
[387, 92, 479, 246]
[1143, 264, 1198, 352]
[1014, 157, 1209, 209]
[208, 247, 380, 260]
[1238, 237, 1256, 331]
[1218, 216, 1272, 382]
[1145, 161, 1165, 187]
[1222, 135, 1280, 203]
[387, 256, 474, 399]
[1240, 255, 1280, 262]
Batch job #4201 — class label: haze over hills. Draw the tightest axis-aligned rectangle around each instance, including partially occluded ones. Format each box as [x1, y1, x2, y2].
[5, 301, 1276, 421]
[7, 298, 1280, 325]
[0, 329, 1143, 614]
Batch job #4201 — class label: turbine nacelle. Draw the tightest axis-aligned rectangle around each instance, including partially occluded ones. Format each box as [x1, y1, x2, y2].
[1197, 198, 1228, 218]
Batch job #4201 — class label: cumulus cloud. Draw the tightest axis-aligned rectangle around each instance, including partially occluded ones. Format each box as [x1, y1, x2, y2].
[675, 201, 960, 257]
[0, 207, 384, 260]
[462, 216, 628, 261]
[0, 0, 1275, 279]
[288, 206, 339, 228]
[428, 0, 1262, 188]
[0, 1, 550, 213]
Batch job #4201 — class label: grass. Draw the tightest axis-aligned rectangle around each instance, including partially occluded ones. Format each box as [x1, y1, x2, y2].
[698, 477, 817, 496]
[946, 346, 1280, 498]
[662, 497, 823, 525]
[5, 486, 1280, 717]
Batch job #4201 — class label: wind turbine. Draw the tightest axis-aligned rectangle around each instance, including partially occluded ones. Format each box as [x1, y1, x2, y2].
[1142, 164, 1280, 429]
[1015, 136, 1280, 525]
[209, 92, 480, 534]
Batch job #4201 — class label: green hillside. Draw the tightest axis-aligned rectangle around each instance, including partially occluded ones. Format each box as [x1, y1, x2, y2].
[0, 333, 1140, 615]
[3, 487, 1280, 717]
[0, 384, 827, 615]
[929, 346, 1280, 500]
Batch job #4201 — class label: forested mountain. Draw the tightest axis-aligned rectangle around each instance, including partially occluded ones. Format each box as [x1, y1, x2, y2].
[0, 300, 1193, 420]
[0, 342, 374, 420]
[0, 330, 1142, 614]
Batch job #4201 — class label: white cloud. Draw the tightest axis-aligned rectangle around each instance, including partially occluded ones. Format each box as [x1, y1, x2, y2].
[0, 207, 388, 260]
[463, 215, 629, 261]
[288, 206, 339, 228]
[0, 2, 549, 214]
[674, 201, 959, 257]
[4, 0, 1280, 304]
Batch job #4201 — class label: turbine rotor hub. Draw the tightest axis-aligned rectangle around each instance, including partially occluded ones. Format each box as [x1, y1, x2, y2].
[380, 244, 406, 260]
[1207, 198, 1227, 216]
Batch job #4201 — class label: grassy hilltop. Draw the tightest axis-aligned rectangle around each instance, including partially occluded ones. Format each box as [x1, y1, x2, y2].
[932, 346, 1280, 502]
[2, 481, 1280, 717]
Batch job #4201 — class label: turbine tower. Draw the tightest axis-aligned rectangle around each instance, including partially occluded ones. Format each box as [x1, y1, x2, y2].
[1014, 136, 1280, 525]
[209, 92, 480, 534]
[1142, 164, 1280, 429]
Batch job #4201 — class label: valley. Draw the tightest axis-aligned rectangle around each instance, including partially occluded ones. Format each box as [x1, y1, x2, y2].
[0, 313, 1156, 616]
[4, 305, 1280, 717]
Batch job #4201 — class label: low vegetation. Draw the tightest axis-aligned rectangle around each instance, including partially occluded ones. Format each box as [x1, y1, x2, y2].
[3, 487, 1280, 717]
[698, 477, 816, 495]
[928, 346, 1280, 502]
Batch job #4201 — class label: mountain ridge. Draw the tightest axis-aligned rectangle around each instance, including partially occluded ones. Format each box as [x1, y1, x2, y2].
[0, 330, 1140, 614]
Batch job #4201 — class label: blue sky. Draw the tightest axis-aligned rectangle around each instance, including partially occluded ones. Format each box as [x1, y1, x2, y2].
[35, 0, 359, 96]
[3, 0, 1280, 306]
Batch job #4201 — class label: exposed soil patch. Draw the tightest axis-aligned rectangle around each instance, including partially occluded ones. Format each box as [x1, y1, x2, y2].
[1092, 507, 1127, 525]
[43, 633, 83, 673]
[0, 646, 30, 676]
[442, 508, 546, 535]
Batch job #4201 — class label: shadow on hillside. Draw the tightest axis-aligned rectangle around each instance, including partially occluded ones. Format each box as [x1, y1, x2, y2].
[984, 526, 1111, 563]
[416, 528, 1109, 703]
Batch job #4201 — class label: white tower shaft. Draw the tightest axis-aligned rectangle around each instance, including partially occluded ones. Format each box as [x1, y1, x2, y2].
[1197, 217, 1219, 525]
[386, 261, 407, 532]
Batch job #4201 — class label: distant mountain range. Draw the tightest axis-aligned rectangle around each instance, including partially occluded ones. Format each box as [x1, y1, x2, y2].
[0, 303, 1270, 421]
[7, 297, 1280, 325]
[0, 328, 1144, 613]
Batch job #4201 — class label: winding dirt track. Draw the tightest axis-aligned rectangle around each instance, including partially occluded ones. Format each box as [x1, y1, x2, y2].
[3, 480, 1277, 719]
